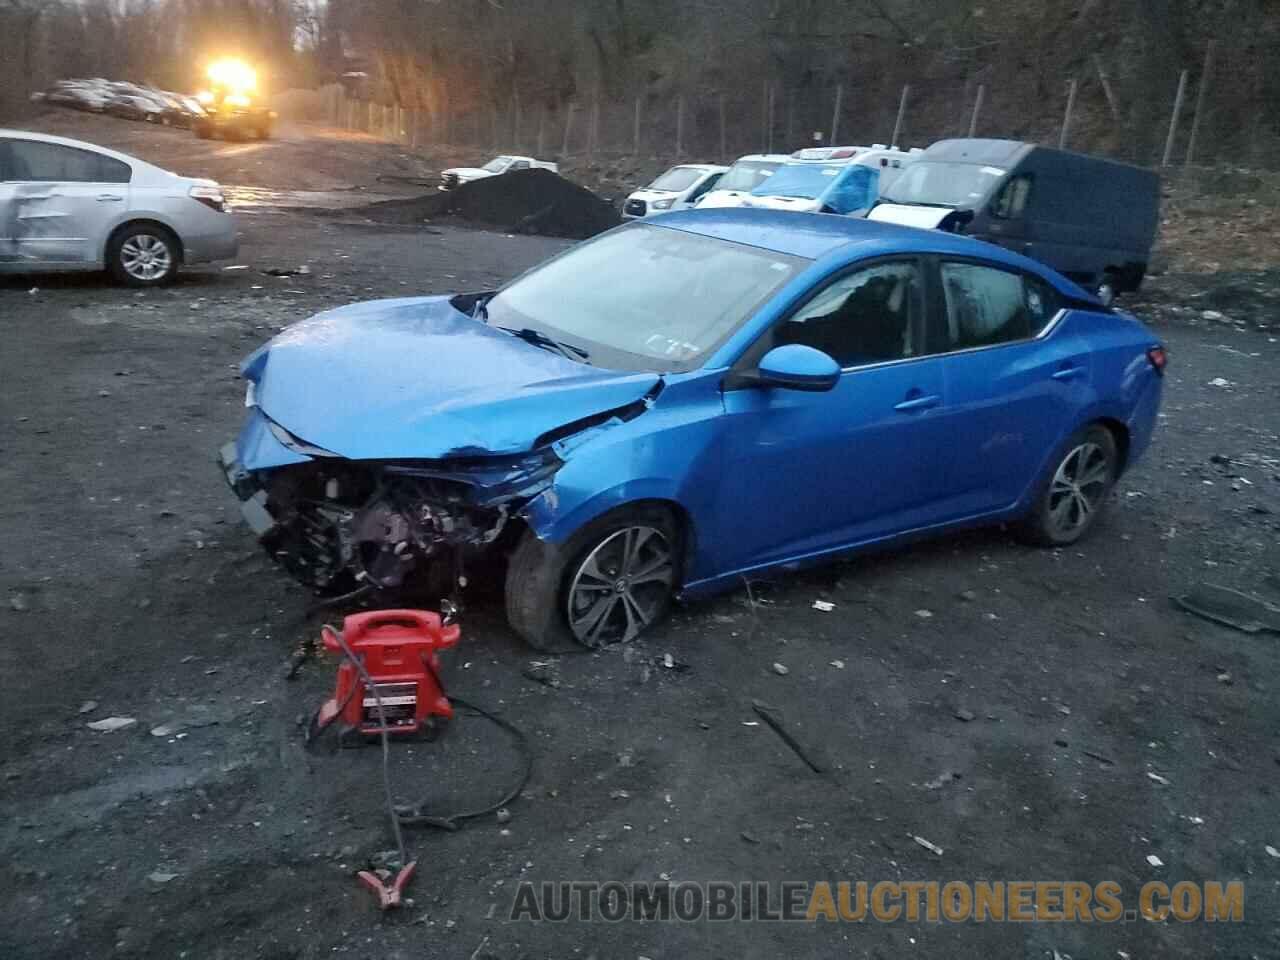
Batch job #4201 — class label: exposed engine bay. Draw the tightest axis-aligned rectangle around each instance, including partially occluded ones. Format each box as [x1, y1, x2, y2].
[224, 450, 561, 593]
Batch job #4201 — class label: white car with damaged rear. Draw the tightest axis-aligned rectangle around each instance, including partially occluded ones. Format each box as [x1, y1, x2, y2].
[0, 130, 237, 286]
[439, 154, 559, 191]
[622, 163, 727, 219]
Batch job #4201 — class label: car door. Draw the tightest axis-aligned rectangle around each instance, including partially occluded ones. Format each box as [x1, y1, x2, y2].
[3, 139, 131, 264]
[925, 258, 1091, 514]
[717, 258, 955, 572]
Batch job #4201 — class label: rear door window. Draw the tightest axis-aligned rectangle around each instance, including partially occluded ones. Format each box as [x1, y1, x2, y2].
[932, 262, 1063, 352]
[938, 262, 1030, 349]
[6, 140, 131, 183]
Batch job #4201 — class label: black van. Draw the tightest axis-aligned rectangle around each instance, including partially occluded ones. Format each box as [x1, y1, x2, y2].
[868, 139, 1160, 303]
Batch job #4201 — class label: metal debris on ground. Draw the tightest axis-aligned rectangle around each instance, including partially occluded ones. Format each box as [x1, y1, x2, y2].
[86, 716, 136, 732]
[912, 835, 944, 856]
[1147, 771, 1171, 785]
[751, 699, 827, 774]
[812, 600, 835, 612]
[1146, 854, 1164, 868]
[1174, 583, 1280, 634]
[771, 662, 789, 676]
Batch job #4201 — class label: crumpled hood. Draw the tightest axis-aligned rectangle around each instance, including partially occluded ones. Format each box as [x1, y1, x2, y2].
[247, 296, 660, 461]
[866, 203, 955, 229]
[443, 167, 492, 179]
[696, 190, 750, 209]
[741, 195, 821, 212]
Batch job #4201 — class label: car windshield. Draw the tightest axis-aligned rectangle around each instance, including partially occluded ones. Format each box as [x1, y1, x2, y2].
[647, 167, 703, 192]
[716, 160, 780, 192]
[482, 156, 513, 173]
[880, 160, 1005, 208]
[484, 223, 804, 372]
[752, 163, 843, 199]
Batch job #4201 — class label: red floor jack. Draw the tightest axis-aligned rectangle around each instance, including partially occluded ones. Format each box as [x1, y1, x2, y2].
[310, 609, 460, 909]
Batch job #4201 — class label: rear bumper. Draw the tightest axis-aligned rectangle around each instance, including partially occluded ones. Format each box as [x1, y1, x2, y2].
[183, 221, 239, 264]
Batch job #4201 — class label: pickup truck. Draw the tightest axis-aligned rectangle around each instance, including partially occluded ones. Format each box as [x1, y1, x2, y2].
[439, 155, 559, 190]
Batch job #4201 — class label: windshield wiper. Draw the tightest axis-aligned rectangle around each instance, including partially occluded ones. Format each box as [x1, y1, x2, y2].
[496, 325, 590, 363]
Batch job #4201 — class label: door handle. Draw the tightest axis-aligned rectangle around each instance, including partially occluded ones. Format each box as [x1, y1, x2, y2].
[96, 194, 124, 202]
[893, 394, 941, 413]
[1051, 366, 1083, 381]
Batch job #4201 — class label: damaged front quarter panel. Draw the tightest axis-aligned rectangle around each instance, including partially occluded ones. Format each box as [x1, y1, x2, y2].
[226, 390, 658, 594]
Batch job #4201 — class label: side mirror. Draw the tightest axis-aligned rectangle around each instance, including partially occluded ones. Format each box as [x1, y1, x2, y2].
[755, 344, 841, 392]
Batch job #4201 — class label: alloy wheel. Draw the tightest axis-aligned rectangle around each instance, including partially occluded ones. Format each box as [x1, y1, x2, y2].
[120, 234, 173, 282]
[1047, 441, 1112, 539]
[566, 525, 675, 647]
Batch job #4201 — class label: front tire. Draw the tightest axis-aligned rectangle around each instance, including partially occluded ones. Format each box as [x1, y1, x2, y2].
[1017, 424, 1118, 546]
[107, 224, 179, 287]
[505, 505, 681, 650]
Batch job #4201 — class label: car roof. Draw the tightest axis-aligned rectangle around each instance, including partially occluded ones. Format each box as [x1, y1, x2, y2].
[646, 208, 1096, 300]
[729, 154, 793, 164]
[669, 163, 728, 172]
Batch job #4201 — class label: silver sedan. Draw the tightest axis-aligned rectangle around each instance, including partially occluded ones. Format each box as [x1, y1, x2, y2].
[0, 129, 237, 286]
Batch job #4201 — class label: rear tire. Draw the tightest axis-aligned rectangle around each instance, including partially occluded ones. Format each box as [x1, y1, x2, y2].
[107, 224, 180, 287]
[1016, 424, 1118, 547]
[505, 505, 681, 650]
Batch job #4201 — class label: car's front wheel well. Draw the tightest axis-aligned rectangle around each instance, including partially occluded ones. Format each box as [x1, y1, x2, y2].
[105, 219, 183, 265]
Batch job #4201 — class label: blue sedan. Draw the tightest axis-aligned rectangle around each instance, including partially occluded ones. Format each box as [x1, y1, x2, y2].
[219, 210, 1165, 649]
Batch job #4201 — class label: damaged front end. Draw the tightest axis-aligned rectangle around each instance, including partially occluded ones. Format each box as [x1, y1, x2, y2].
[219, 440, 560, 592]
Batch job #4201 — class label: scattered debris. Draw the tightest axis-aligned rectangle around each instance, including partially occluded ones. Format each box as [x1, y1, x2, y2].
[86, 716, 136, 733]
[829, 659, 845, 669]
[771, 662, 790, 676]
[1174, 583, 1280, 634]
[957, 589, 978, 602]
[608, 789, 630, 800]
[1266, 845, 1279, 859]
[923, 771, 960, 790]
[1146, 854, 1164, 868]
[77, 700, 98, 715]
[146, 871, 178, 884]
[1147, 771, 1170, 786]
[222, 264, 250, 271]
[9, 594, 29, 612]
[751, 699, 827, 774]
[521, 661, 561, 688]
[912, 835, 944, 856]
[914, 609, 934, 619]
[150, 723, 184, 738]
[812, 600, 835, 612]
[495, 808, 512, 825]
[954, 708, 975, 722]
[1206, 377, 1233, 388]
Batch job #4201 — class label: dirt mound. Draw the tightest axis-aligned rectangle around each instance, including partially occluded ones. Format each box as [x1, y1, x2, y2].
[353, 168, 620, 239]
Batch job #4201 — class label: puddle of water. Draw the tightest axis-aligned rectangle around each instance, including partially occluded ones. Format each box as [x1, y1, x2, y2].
[225, 186, 400, 212]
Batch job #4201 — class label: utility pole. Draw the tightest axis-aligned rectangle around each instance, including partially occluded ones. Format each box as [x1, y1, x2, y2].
[1185, 40, 1216, 166]
[890, 84, 909, 148]
[1162, 70, 1189, 166]
[1059, 78, 1077, 149]
[968, 84, 984, 137]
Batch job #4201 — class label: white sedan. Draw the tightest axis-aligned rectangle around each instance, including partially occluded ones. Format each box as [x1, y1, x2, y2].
[0, 129, 238, 286]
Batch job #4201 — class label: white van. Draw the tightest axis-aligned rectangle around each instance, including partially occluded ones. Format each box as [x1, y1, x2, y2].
[695, 154, 792, 209]
[622, 164, 727, 219]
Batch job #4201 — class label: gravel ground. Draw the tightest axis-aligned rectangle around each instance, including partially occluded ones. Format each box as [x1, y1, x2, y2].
[1, 114, 1279, 960]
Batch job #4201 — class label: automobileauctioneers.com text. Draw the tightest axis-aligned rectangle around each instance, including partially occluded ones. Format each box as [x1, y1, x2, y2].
[510, 880, 1243, 923]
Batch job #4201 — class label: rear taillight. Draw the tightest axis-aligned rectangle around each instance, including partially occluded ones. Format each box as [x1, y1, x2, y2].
[1147, 346, 1167, 374]
[189, 184, 226, 212]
